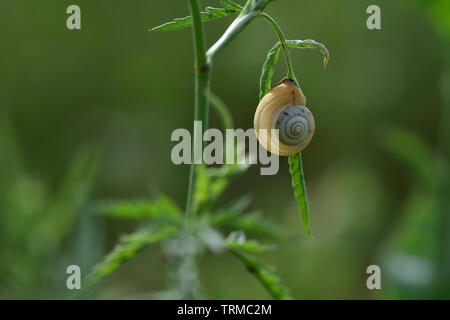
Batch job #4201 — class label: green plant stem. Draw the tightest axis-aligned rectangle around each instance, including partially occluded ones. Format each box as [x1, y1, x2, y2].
[207, 14, 256, 63]
[206, 0, 267, 63]
[180, 0, 211, 300]
[184, 0, 279, 299]
[186, 0, 211, 227]
[260, 13, 295, 80]
[204, 90, 234, 129]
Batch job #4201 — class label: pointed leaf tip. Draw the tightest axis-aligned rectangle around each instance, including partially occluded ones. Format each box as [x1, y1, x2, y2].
[288, 152, 312, 238]
[285, 39, 329, 69]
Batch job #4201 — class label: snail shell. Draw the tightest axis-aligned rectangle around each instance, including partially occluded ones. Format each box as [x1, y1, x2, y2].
[254, 78, 315, 156]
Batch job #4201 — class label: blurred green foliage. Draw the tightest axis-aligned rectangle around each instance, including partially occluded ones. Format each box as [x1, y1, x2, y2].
[0, 0, 449, 299]
[0, 116, 101, 298]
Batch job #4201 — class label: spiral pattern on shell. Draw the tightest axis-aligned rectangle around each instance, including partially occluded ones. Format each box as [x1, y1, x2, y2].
[254, 78, 315, 156]
[277, 105, 314, 146]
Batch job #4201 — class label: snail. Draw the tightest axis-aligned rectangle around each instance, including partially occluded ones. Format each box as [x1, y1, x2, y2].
[254, 78, 315, 156]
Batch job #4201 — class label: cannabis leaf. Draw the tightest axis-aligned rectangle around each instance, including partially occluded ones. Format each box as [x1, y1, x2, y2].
[259, 43, 282, 99]
[226, 232, 291, 299]
[259, 39, 329, 99]
[150, 3, 242, 32]
[212, 209, 280, 239]
[83, 226, 179, 291]
[285, 39, 330, 67]
[94, 194, 183, 224]
[289, 152, 312, 237]
[259, 40, 327, 237]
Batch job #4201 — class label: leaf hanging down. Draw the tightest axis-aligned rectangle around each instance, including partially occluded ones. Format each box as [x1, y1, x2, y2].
[226, 235, 291, 299]
[259, 39, 329, 100]
[94, 194, 183, 224]
[285, 39, 330, 67]
[289, 152, 312, 238]
[259, 43, 281, 100]
[83, 226, 179, 291]
[151, 6, 241, 32]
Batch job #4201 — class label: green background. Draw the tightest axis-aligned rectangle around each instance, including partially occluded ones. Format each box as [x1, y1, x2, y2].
[0, 0, 449, 299]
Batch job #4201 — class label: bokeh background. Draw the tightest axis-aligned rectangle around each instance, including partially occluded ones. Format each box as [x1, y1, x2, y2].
[1, 0, 449, 299]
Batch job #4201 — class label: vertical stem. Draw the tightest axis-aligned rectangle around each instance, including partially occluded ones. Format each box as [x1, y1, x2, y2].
[186, 0, 211, 226]
[179, 0, 211, 300]
[260, 13, 295, 80]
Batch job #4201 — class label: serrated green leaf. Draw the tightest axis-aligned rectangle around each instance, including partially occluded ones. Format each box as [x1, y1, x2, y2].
[153, 194, 184, 221]
[212, 210, 279, 239]
[289, 152, 312, 237]
[192, 163, 232, 215]
[83, 226, 178, 291]
[259, 39, 329, 100]
[192, 164, 211, 214]
[227, 247, 292, 299]
[259, 43, 281, 100]
[195, 166, 229, 212]
[193, 163, 251, 214]
[207, 163, 251, 204]
[220, 0, 243, 11]
[151, 6, 240, 32]
[225, 237, 272, 253]
[95, 194, 183, 224]
[210, 175, 231, 202]
[285, 39, 330, 67]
